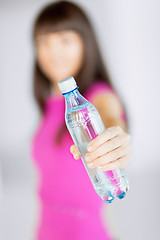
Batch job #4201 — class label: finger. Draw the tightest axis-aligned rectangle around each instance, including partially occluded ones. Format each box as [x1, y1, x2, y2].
[70, 145, 80, 160]
[87, 126, 123, 152]
[97, 154, 131, 171]
[85, 133, 130, 162]
[70, 144, 78, 154]
[73, 152, 80, 160]
[87, 144, 131, 168]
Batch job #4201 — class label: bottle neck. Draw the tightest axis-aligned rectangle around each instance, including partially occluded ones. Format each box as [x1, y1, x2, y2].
[64, 88, 87, 110]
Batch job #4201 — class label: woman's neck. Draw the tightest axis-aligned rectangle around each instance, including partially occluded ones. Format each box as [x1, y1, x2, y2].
[51, 83, 62, 96]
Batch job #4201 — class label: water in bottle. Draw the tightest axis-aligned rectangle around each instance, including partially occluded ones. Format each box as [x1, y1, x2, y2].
[58, 76, 129, 203]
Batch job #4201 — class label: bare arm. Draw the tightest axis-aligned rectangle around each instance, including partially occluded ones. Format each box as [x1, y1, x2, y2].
[70, 91, 131, 171]
[92, 92, 127, 132]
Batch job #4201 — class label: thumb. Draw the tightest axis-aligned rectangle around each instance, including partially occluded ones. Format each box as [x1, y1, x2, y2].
[70, 144, 80, 160]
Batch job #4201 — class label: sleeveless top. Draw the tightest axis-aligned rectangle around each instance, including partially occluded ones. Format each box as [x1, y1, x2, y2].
[31, 80, 126, 240]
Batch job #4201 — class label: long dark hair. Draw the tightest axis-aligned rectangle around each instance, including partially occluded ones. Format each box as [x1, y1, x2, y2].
[32, 0, 128, 143]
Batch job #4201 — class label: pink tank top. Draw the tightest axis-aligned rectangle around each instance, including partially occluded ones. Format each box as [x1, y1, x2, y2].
[31, 80, 126, 240]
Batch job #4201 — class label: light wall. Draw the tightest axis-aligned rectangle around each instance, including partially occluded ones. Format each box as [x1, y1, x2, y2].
[0, 1, 160, 240]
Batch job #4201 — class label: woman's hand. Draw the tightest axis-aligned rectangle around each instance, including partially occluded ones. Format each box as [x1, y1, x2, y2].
[70, 126, 131, 171]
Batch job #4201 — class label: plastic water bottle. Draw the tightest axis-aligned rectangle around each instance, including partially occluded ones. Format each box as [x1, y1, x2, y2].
[58, 76, 129, 203]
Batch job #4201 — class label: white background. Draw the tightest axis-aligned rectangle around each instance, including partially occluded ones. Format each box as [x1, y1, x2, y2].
[0, 0, 160, 239]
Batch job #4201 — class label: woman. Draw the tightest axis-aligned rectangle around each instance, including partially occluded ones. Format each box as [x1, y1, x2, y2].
[31, 1, 131, 239]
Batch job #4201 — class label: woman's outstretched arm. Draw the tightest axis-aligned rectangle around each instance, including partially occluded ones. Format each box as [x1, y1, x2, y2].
[70, 92, 131, 171]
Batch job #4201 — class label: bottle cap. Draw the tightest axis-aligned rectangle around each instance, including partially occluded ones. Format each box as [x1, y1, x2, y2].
[58, 76, 77, 94]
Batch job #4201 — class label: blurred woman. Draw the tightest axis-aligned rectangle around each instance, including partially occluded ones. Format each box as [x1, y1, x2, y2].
[31, 1, 131, 239]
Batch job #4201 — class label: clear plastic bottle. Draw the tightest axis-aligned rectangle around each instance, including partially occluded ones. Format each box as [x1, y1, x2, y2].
[58, 77, 129, 203]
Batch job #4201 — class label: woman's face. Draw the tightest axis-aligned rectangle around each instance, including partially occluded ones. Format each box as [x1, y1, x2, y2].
[35, 30, 84, 84]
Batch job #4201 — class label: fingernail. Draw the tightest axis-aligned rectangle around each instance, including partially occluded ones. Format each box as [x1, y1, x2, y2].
[98, 166, 103, 169]
[87, 145, 93, 152]
[88, 162, 94, 168]
[85, 155, 90, 161]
